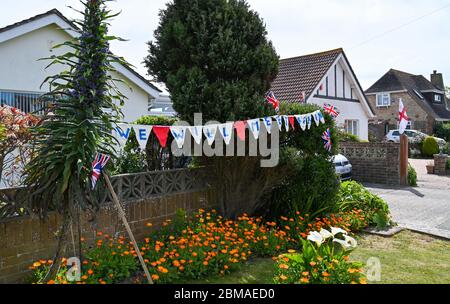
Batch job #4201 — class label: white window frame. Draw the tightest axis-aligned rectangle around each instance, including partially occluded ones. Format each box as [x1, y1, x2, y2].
[434, 94, 442, 103]
[376, 92, 391, 107]
[0, 89, 45, 114]
[345, 120, 360, 137]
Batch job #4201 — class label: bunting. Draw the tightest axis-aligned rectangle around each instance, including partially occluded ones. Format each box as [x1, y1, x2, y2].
[203, 125, 217, 145]
[153, 126, 170, 148]
[234, 121, 247, 141]
[247, 118, 261, 140]
[170, 126, 187, 149]
[111, 108, 328, 150]
[218, 123, 234, 145]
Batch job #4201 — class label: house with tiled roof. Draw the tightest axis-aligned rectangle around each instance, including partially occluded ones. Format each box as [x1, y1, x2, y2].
[271, 48, 375, 140]
[0, 9, 175, 122]
[365, 69, 450, 138]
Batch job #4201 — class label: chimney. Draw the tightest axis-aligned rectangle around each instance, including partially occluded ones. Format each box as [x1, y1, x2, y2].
[431, 70, 444, 90]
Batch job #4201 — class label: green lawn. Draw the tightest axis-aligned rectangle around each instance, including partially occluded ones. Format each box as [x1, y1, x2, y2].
[186, 230, 450, 284]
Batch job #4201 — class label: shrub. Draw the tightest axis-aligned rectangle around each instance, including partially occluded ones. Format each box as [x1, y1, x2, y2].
[145, 0, 279, 124]
[260, 103, 339, 219]
[337, 130, 361, 143]
[443, 143, 449, 155]
[266, 153, 339, 219]
[273, 228, 366, 284]
[422, 136, 440, 157]
[408, 164, 418, 187]
[446, 159, 450, 170]
[337, 181, 392, 229]
[435, 123, 450, 142]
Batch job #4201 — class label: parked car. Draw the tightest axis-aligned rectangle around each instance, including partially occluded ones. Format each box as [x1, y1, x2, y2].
[332, 154, 352, 181]
[385, 129, 447, 147]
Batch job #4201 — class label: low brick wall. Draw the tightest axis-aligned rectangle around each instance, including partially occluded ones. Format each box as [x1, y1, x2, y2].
[0, 169, 216, 283]
[339, 142, 401, 185]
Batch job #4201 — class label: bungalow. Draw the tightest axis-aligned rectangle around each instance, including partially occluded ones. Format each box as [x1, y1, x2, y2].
[0, 9, 175, 122]
[271, 48, 375, 140]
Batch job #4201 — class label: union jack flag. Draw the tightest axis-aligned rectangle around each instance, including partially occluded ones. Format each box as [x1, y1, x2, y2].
[265, 91, 280, 112]
[323, 103, 340, 119]
[322, 128, 332, 152]
[91, 153, 110, 189]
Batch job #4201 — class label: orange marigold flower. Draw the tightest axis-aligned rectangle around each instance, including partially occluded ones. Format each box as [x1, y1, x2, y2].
[279, 264, 289, 270]
[309, 261, 317, 267]
[322, 271, 331, 277]
[280, 275, 288, 281]
[300, 277, 309, 283]
[146, 223, 153, 227]
[33, 262, 41, 268]
[87, 269, 94, 275]
[151, 274, 159, 281]
[47, 280, 55, 285]
[203, 261, 209, 266]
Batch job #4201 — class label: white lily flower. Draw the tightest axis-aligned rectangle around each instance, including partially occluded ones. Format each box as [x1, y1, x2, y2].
[333, 238, 352, 250]
[319, 228, 333, 240]
[343, 235, 358, 249]
[331, 227, 348, 236]
[307, 231, 324, 247]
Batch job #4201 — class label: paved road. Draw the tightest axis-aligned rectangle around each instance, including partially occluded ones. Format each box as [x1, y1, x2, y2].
[366, 159, 450, 239]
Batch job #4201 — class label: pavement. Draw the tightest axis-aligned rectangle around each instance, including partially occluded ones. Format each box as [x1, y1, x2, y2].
[365, 159, 450, 240]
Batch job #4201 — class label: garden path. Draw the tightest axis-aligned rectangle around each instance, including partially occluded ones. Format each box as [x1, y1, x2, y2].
[365, 159, 450, 240]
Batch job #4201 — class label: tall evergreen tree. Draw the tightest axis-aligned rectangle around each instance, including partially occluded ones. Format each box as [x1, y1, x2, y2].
[25, 0, 128, 279]
[145, 0, 279, 123]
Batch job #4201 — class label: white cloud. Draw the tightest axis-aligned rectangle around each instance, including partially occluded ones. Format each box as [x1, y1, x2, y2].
[1, 0, 450, 89]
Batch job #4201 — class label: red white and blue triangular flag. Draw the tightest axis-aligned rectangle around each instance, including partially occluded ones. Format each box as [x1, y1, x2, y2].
[247, 118, 261, 139]
[133, 125, 153, 150]
[262, 117, 273, 134]
[283, 116, 290, 132]
[234, 121, 247, 141]
[170, 126, 187, 149]
[91, 153, 110, 190]
[295, 115, 307, 131]
[312, 111, 322, 127]
[306, 114, 312, 130]
[203, 125, 218, 145]
[153, 126, 171, 148]
[219, 123, 234, 145]
[273, 116, 284, 131]
[188, 126, 203, 145]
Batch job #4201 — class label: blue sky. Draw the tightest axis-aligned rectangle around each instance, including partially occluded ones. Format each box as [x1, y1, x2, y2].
[1, 0, 450, 90]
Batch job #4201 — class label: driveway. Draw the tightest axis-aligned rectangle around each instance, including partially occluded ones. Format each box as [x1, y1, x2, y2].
[366, 159, 450, 239]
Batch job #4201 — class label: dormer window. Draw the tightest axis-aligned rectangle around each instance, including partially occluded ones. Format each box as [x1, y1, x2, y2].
[434, 94, 442, 103]
[376, 92, 391, 107]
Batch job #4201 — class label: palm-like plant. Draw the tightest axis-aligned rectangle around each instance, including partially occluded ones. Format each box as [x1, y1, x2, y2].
[25, 0, 128, 279]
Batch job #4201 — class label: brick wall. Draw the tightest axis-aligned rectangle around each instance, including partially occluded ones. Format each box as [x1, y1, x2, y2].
[0, 169, 217, 283]
[340, 142, 401, 185]
[367, 92, 432, 135]
[434, 154, 449, 176]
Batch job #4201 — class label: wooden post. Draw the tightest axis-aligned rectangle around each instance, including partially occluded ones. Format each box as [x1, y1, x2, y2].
[399, 134, 409, 186]
[103, 174, 153, 284]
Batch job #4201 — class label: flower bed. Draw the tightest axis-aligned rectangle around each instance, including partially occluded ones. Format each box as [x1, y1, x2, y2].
[29, 208, 369, 284]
